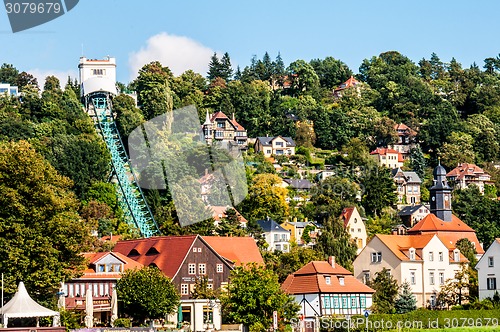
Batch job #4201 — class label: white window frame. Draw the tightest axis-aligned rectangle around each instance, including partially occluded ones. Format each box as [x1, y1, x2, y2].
[188, 263, 196, 275]
[181, 284, 189, 295]
[216, 264, 223, 273]
[199, 263, 206, 275]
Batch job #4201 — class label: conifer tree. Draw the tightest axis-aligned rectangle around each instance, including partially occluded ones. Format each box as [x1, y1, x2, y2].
[220, 52, 233, 81]
[395, 281, 417, 313]
[207, 52, 222, 80]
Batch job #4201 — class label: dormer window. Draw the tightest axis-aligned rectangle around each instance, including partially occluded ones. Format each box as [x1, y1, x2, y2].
[453, 249, 460, 262]
[339, 277, 345, 286]
[325, 276, 331, 285]
[409, 248, 416, 260]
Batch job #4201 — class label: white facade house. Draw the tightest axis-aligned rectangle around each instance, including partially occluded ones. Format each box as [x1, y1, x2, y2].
[340, 207, 368, 255]
[256, 217, 290, 252]
[353, 234, 466, 308]
[0, 83, 19, 97]
[476, 239, 500, 300]
[282, 260, 374, 326]
[255, 136, 296, 158]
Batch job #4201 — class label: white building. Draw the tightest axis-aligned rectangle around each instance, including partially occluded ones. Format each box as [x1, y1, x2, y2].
[0, 83, 19, 97]
[340, 207, 368, 255]
[282, 259, 374, 328]
[353, 234, 466, 308]
[255, 136, 296, 158]
[256, 217, 290, 252]
[78, 56, 117, 97]
[476, 239, 500, 300]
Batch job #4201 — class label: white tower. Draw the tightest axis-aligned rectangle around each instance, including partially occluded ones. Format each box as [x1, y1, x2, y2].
[78, 56, 117, 97]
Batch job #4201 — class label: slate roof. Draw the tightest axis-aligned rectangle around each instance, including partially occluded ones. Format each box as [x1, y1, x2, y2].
[283, 178, 313, 190]
[282, 261, 374, 295]
[257, 218, 289, 233]
[256, 136, 296, 147]
[398, 204, 427, 216]
[392, 168, 422, 183]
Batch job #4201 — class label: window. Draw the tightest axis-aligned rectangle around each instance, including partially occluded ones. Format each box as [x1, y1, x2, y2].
[453, 250, 460, 262]
[371, 252, 382, 263]
[487, 278, 497, 290]
[351, 228, 355, 233]
[274, 234, 279, 241]
[188, 263, 196, 275]
[488, 257, 494, 267]
[429, 272, 435, 285]
[217, 122, 224, 128]
[439, 252, 443, 262]
[275, 244, 281, 251]
[439, 272, 444, 285]
[409, 248, 415, 260]
[360, 297, 366, 308]
[215, 131, 223, 138]
[207, 284, 213, 289]
[98, 264, 105, 272]
[410, 271, 416, 285]
[351, 297, 357, 308]
[358, 228, 362, 233]
[323, 296, 330, 309]
[342, 297, 347, 308]
[198, 247, 202, 252]
[339, 277, 345, 286]
[333, 297, 339, 308]
[325, 276, 331, 285]
[363, 272, 370, 284]
[429, 252, 434, 262]
[181, 284, 189, 295]
[92, 69, 105, 76]
[199, 263, 206, 275]
[266, 149, 271, 154]
[203, 306, 214, 324]
[275, 141, 283, 147]
[193, 247, 197, 252]
[216, 264, 223, 273]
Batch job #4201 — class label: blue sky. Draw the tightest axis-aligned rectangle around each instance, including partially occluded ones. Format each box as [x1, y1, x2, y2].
[2, 0, 500, 85]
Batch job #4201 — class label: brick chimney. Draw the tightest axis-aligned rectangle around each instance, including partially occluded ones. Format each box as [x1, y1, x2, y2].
[328, 256, 336, 267]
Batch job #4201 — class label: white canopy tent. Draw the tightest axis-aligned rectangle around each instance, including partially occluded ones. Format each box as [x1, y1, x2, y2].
[1, 282, 60, 328]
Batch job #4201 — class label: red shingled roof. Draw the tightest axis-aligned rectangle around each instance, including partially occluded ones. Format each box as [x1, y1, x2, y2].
[446, 163, 490, 181]
[341, 207, 355, 228]
[394, 123, 417, 136]
[112, 235, 198, 278]
[202, 236, 263, 266]
[79, 252, 143, 279]
[370, 147, 404, 162]
[282, 261, 374, 294]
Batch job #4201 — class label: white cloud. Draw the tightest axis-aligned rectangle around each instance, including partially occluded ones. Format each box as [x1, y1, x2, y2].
[28, 68, 78, 90]
[128, 32, 214, 81]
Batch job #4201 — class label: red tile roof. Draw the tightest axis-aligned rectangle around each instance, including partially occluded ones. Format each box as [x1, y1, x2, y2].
[408, 214, 484, 254]
[376, 234, 436, 261]
[370, 147, 404, 162]
[112, 235, 198, 278]
[79, 252, 143, 279]
[202, 236, 263, 266]
[446, 163, 491, 181]
[409, 214, 475, 233]
[210, 111, 229, 121]
[334, 76, 360, 92]
[282, 261, 374, 294]
[341, 207, 355, 228]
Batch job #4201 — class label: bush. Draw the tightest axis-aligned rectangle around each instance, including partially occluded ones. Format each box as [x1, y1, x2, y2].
[113, 318, 132, 327]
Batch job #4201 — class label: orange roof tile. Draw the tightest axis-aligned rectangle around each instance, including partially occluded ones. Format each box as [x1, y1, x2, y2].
[370, 147, 401, 156]
[282, 261, 374, 294]
[376, 234, 437, 261]
[394, 123, 417, 136]
[79, 251, 143, 278]
[202, 236, 263, 266]
[334, 76, 360, 92]
[408, 214, 475, 233]
[436, 233, 484, 254]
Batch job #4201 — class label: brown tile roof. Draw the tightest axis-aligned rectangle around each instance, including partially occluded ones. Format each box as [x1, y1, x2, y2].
[112, 235, 198, 278]
[202, 236, 263, 266]
[446, 163, 491, 181]
[394, 123, 417, 136]
[282, 261, 374, 294]
[99, 235, 122, 243]
[210, 111, 229, 121]
[376, 234, 436, 261]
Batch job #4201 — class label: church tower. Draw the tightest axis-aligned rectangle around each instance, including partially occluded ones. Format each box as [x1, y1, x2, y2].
[429, 162, 452, 221]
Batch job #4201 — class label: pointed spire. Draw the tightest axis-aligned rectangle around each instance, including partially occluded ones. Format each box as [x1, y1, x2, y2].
[203, 110, 211, 126]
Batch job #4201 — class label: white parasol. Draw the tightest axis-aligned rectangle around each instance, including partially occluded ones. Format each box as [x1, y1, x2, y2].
[84, 287, 93, 328]
[110, 286, 118, 327]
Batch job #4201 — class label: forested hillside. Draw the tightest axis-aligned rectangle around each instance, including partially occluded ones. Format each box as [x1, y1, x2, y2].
[1, 50, 500, 298]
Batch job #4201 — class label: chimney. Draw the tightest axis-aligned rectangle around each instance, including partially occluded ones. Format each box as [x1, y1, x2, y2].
[328, 256, 335, 267]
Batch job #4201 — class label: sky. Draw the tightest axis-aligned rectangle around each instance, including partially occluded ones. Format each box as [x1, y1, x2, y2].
[2, 0, 500, 86]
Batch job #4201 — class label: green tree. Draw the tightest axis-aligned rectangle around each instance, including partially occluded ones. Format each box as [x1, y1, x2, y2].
[409, 145, 427, 179]
[360, 165, 397, 217]
[309, 56, 352, 90]
[220, 264, 299, 331]
[191, 275, 218, 299]
[316, 216, 358, 271]
[239, 173, 289, 222]
[0, 140, 93, 300]
[368, 267, 399, 314]
[437, 132, 475, 169]
[286, 60, 320, 96]
[220, 52, 234, 82]
[117, 267, 180, 325]
[266, 246, 323, 283]
[394, 281, 417, 314]
[0, 63, 19, 85]
[207, 52, 223, 81]
[113, 94, 144, 138]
